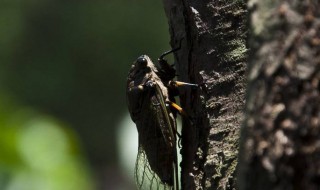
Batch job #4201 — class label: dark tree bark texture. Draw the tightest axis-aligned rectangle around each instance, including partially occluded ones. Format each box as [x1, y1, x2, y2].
[239, 1, 320, 190]
[162, 1, 247, 189]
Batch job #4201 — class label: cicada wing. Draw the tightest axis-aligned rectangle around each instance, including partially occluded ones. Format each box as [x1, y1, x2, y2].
[153, 84, 179, 190]
[135, 145, 173, 190]
[134, 83, 179, 190]
[153, 84, 176, 147]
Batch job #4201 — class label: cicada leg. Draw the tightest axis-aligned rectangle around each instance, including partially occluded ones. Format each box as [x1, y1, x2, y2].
[169, 81, 198, 89]
[167, 101, 186, 117]
[157, 39, 183, 82]
[167, 100, 196, 127]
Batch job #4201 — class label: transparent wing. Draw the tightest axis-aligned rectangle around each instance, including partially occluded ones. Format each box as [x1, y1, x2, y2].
[134, 83, 178, 190]
[135, 146, 173, 190]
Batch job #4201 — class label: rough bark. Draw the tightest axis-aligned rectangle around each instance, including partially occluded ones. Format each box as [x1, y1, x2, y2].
[238, 1, 320, 190]
[161, 1, 247, 189]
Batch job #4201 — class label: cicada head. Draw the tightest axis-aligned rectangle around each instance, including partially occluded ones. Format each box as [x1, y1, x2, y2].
[127, 55, 159, 88]
[135, 55, 149, 68]
[130, 55, 158, 72]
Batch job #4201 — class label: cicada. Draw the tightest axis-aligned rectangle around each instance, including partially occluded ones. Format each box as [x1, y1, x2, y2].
[126, 46, 197, 190]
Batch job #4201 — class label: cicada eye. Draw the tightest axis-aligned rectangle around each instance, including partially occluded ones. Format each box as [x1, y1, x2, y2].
[136, 56, 148, 67]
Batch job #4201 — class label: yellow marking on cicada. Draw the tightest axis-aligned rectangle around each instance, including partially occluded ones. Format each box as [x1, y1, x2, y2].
[171, 81, 198, 88]
[169, 102, 184, 115]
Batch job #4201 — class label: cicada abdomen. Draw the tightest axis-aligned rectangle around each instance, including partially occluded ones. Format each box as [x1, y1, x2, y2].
[126, 55, 179, 190]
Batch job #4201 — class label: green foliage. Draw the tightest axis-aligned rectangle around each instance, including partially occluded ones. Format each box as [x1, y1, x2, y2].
[0, 0, 170, 188]
[0, 0, 170, 166]
[0, 95, 93, 190]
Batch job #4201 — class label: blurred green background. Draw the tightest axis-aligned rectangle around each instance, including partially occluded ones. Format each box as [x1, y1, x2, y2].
[0, 0, 170, 189]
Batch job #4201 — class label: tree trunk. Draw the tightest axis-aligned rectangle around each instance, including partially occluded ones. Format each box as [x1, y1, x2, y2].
[161, 1, 247, 189]
[238, 1, 320, 189]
